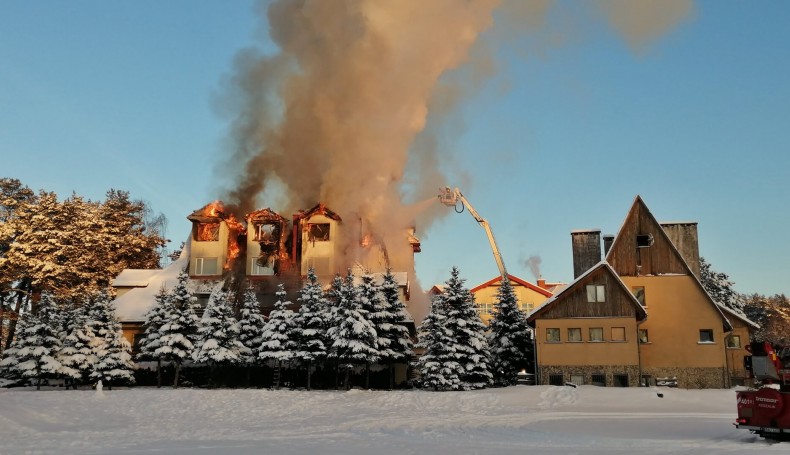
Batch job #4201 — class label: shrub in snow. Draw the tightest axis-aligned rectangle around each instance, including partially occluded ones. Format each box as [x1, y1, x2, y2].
[155, 272, 199, 388]
[0, 293, 63, 390]
[57, 303, 98, 388]
[365, 270, 413, 389]
[193, 286, 246, 386]
[237, 287, 266, 386]
[487, 276, 533, 386]
[326, 271, 379, 390]
[88, 290, 135, 389]
[417, 267, 492, 391]
[259, 284, 296, 389]
[137, 288, 171, 387]
[291, 268, 329, 390]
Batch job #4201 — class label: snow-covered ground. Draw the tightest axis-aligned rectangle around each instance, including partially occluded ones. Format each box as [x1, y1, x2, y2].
[0, 385, 785, 454]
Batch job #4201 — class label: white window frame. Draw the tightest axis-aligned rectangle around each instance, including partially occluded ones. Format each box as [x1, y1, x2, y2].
[195, 257, 218, 276]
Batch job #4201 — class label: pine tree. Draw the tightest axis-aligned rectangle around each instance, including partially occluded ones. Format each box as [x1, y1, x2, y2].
[416, 292, 462, 391]
[193, 286, 246, 386]
[327, 270, 379, 390]
[487, 277, 532, 386]
[291, 268, 329, 390]
[88, 290, 135, 389]
[155, 272, 199, 388]
[443, 267, 492, 389]
[700, 257, 743, 312]
[237, 287, 266, 386]
[137, 288, 171, 387]
[259, 284, 296, 389]
[369, 270, 413, 389]
[0, 293, 62, 389]
[57, 303, 97, 388]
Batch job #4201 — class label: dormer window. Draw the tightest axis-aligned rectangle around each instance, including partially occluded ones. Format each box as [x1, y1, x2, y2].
[308, 223, 330, 242]
[636, 233, 654, 248]
[196, 223, 220, 241]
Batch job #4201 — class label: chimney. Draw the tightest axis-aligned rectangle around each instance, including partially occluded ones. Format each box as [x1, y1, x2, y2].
[603, 234, 615, 256]
[537, 278, 546, 289]
[571, 229, 601, 279]
[660, 222, 700, 278]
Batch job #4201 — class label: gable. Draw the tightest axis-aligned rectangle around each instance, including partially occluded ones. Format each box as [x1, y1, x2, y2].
[606, 196, 690, 277]
[528, 263, 646, 324]
[470, 274, 553, 298]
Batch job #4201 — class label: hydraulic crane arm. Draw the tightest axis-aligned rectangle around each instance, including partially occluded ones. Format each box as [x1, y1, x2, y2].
[438, 187, 507, 279]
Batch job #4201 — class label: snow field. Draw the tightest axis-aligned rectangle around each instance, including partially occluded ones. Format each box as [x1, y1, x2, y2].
[0, 385, 786, 455]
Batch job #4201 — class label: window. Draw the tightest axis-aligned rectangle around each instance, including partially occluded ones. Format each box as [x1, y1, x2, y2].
[132, 333, 143, 354]
[613, 374, 629, 387]
[254, 223, 276, 242]
[250, 256, 275, 276]
[699, 329, 714, 343]
[477, 302, 494, 315]
[570, 374, 584, 385]
[611, 327, 626, 342]
[195, 257, 218, 276]
[518, 302, 534, 313]
[586, 285, 606, 303]
[636, 233, 654, 248]
[548, 374, 564, 386]
[195, 222, 220, 241]
[638, 329, 649, 343]
[308, 223, 330, 242]
[632, 286, 646, 306]
[726, 335, 741, 349]
[567, 328, 582, 342]
[546, 328, 560, 343]
[589, 327, 604, 342]
[591, 374, 606, 386]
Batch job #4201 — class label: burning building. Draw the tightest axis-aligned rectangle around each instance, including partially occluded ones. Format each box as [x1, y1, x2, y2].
[111, 200, 422, 351]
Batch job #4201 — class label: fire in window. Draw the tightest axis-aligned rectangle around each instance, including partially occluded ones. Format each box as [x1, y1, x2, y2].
[308, 223, 330, 242]
[196, 223, 220, 241]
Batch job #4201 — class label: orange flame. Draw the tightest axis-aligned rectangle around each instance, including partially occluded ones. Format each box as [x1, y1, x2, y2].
[224, 214, 245, 270]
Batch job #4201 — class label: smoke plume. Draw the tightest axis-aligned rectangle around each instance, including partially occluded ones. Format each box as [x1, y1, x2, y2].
[214, 0, 694, 280]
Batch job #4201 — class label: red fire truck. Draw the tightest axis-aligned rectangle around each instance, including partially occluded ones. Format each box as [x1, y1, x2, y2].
[735, 342, 790, 441]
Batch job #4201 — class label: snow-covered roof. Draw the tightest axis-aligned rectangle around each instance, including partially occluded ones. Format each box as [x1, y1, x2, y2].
[112, 240, 190, 322]
[570, 228, 601, 234]
[717, 304, 760, 330]
[112, 269, 162, 287]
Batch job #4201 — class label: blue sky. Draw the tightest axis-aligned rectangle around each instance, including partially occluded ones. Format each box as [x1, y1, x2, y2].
[1, 1, 788, 296]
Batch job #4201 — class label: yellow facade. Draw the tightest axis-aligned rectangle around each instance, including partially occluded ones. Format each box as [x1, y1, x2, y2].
[472, 276, 552, 325]
[534, 317, 640, 366]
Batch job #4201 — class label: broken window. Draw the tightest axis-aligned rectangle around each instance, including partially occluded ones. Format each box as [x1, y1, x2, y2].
[196, 223, 220, 241]
[308, 223, 330, 242]
[636, 233, 654, 248]
[254, 223, 277, 243]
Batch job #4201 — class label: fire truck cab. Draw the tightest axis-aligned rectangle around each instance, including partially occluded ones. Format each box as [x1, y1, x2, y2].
[735, 342, 790, 441]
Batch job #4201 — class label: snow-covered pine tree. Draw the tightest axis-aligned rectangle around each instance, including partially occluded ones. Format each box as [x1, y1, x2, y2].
[57, 303, 97, 389]
[291, 268, 329, 390]
[327, 270, 379, 390]
[487, 276, 532, 386]
[137, 288, 171, 387]
[699, 257, 743, 312]
[155, 272, 199, 388]
[259, 284, 296, 389]
[193, 286, 246, 387]
[416, 292, 462, 391]
[374, 269, 413, 389]
[237, 287, 265, 386]
[88, 290, 135, 389]
[441, 266, 492, 390]
[0, 293, 62, 389]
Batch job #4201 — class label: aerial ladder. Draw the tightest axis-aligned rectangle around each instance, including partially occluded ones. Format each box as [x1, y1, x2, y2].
[438, 187, 507, 279]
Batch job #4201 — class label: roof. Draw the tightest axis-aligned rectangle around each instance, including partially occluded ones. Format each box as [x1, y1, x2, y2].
[112, 269, 162, 287]
[112, 239, 190, 322]
[526, 260, 647, 325]
[470, 274, 553, 298]
[718, 304, 760, 330]
[299, 203, 342, 221]
[606, 195, 732, 332]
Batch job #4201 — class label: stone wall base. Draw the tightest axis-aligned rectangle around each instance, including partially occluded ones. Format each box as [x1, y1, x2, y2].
[538, 365, 641, 387]
[641, 367, 727, 389]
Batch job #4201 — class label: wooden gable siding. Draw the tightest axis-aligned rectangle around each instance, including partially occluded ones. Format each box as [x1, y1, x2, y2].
[541, 266, 639, 319]
[607, 197, 689, 277]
